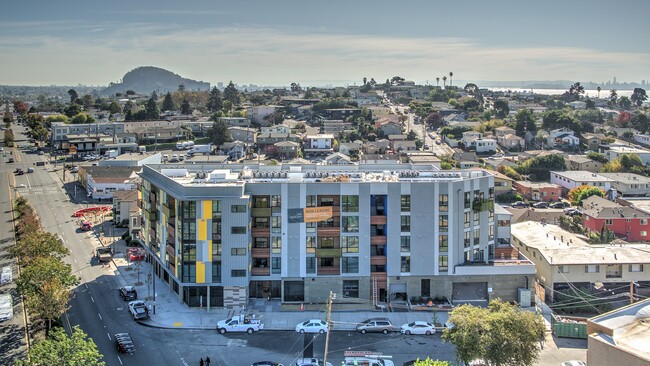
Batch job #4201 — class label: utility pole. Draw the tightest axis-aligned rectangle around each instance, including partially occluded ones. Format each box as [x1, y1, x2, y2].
[630, 281, 635, 305]
[323, 291, 334, 366]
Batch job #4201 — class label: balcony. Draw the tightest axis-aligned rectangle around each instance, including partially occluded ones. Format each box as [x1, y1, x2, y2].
[370, 256, 387, 266]
[317, 227, 341, 237]
[251, 227, 270, 236]
[251, 247, 271, 257]
[144, 209, 158, 222]
[251, 267, 271, 276]
[315, 248, 342, 257]
[251, 207, 272, 217]
[370, 236, 387, 245]
[166, 224, 175, 239]
[472, 199, 495, 213]
[161, 203, 175, 219]
[370, 216, 387, 225]
[166, 244, 175, 258]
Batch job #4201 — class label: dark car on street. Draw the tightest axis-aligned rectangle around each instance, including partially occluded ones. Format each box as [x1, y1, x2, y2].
[119, 286, 137, 301]
[510, 201, 529, 208]
[550, 201, 567, 209]
[532, 202, 548, 209]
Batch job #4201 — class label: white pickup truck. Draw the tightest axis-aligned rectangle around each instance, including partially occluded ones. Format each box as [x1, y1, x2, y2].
[216, 314, 263, 334]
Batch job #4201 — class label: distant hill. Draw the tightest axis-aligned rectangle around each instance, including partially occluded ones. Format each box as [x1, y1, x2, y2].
[102, 66, 210, 95]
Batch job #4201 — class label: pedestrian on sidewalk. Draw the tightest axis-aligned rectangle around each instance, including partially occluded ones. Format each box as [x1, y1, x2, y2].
[205, 356, 211, 365]
[199, 358, 204, 366]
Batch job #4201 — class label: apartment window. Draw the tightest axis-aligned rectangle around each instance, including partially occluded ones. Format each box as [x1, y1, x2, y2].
[341, 236, 359, 253]
[343, 280, 359, 298]
[182, 243, 196, 261]
[371, 265, 386, 272]
[464, 192, 471, 209]
[438, 255, 448, 272]
[212, 241, 221, 257]
[342, 216, 359, 232]
[342, 257, 359, 273]
[253, 217, 269, 228]
[212, 221, 222, 240]
[489, 187, 494, 200]
[306, 222, 317, 233]
[253, 258, 269, 268]
[629, 264, 644, 272]
[558, 265, 569, 273]
[320, 197, 335, 206]
[231, 248, 246, 256]
[401, 256, 411, 273]
[342, 195, 359, 212]
[439, 194, 449, 212]
[488, 210, 494, 221]
[606, 219, 613, 225]
[182, 221, 196, 241]
[474, 228, 480, 245]
[306, 237, 316, 253]
[320, 257, 334, 267]
[474, 212, 479, 226]
[464, 231, 471, 248]
[231, 204, 247, 213]
[271, 195, 281, 208]
[585, 265, 599, 273]
[401, 195, 411, 212]
[438, 235, 448, 252]
[400, 236, 410, 252]
[271, 216, 282, 233]
[306, 195, 317, 207]
[319, 237, 336, 248]
[401, 215, 411, 232]
[253, 237, 269, 248]
[182, 264, 196, 283]
[439, 215, 448, 231]
[306, 257, 316, 274]
[212, 200, 221, 218]
[641, 219, 648, 225]
[272, 237, 282, 254]
[606, 264, 622, 278]
[231, 226, 246, 234]
[254, 196, 269, 208]
[464, 212, 470, 228]
[642, 231, 648, 237]
[272, 257, 281, 274]
[489, 225, 494, 240]
[231, 269, 246, 277]
[212, 262, 221, 282]
[181, 201, 197, 219]
[421, 279, 431, 297]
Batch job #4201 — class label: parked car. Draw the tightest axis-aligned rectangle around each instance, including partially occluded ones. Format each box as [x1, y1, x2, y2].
[561, 362, 586, 366]
[7, 157, 14, 163]
[294, 358, 332, 366]
[26, 167, 34, 173]
[252, 362, 284, 366]
[14, 168, 24, 175]
[119, 286, 138, 301]
[532, 202, 549, 209]
[115, 333, 135, 354]
[510, 201, 529, 208]
[127, 248, 145, 262]
[38, 150, 44, 155]
[356, 318, 394, 334]
[400, 321, 436, 335]
[550, 201, 567, 209]
[564, 208, 582, 216]
[295, 319, 328, 334]
[128, 300, 150, 320]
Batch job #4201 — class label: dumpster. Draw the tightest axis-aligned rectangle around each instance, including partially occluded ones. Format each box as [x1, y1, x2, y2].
[551, 315, 588, 339]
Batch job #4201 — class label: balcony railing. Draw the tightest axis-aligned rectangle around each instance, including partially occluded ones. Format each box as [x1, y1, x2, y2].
[317, 227, 341, 236]
[251, 267, 271, 276]
[251, 247, 271, 257]
[370, 236, 387, 245]
[251, 207, 272, 217]
[317, 266, 340, 275]
[144, 209, 158, 222]
[370, 216, 387, 225]
[315, 248, 342, 257]
[472, 199, 495, 213]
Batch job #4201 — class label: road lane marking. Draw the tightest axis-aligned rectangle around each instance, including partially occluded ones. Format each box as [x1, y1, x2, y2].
[98, 313, 102, 320]
[107, 333, 112, 340]
[118, 356, 123, 365]
[73, 258, 77, 264]
[85, 284, 88, 289]
[175, 349, 189, 366]
[91, 296, 94, 303]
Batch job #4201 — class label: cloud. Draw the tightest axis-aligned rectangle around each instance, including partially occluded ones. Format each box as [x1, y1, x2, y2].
[0, 24, 648, 86]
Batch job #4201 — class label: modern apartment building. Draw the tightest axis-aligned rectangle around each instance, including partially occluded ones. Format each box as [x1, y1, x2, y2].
[139, 163, 534, 309]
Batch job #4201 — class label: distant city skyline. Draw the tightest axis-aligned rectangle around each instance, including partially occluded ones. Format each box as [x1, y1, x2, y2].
[0, 0, 648, 87]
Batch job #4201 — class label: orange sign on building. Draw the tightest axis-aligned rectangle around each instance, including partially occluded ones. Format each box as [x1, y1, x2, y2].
[303, 207, 333, 222]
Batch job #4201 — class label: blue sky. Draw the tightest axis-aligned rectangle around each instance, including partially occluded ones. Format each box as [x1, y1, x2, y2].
[0, 0, 648, 86]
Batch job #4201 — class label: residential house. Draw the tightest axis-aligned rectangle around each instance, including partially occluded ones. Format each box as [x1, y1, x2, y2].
[355, 92, 379, 106]
[511, 221, 650, 302]
[633, 134, 650, 147]
[582, 195, 650, 241]
[217, 116, 251, 127]
[324, 152, 352, 165]
[483, 157, 518, 170]
[494, 126, 516, 138]
[378, 121, 403, 136]
[497, 133, 525, 150]
[272, 141, 300, 160]
[393, 140, 417, 152]
[228, 127, 257, 145]
[112, 189, 139, 227]
[404, 153, 442, 168]
[78, 166, 140, 200]
[598, 173, 650, 197]
[452, 150, 478, 163]
[322, 120, 352, 134]
[550, 171, 614, 193]
[547, 128, 580, 149]
[459, 161, 480, 169]
[587, 299, 650, 366]
[513, 181, 563, 202]
[568, 101, 587, 109]
[256, 133, 301, 149]
[460, 131, 497, 154]
[604, 146, 650, 166]
[325, 108, 362, 120]
[387, 134, 408, 141]
[338, 141, 363, 156]
[565, 154, 604, 173]
[303, 134, 335, 156]
[470, 169, 514, 197]
[582, 133, 606, 151]
[364, 139, 391, 155]
[602, 125, 636, 137]
[247, 105, 281, 125]
[222, 141, 246, 160]
[260, 125, 292, 135]
[50, 121, 126, 150]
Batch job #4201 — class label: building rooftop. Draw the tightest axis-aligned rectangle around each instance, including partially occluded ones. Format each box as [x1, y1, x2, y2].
[581, 196, 650, 219]
[598, 172, 650, 184]
[82, 166, 141, 184]
[511, 222, 650, 265]
[608, 146, 650, 154]
[514, 181, 561, 189]
[551, 170, 616, 182]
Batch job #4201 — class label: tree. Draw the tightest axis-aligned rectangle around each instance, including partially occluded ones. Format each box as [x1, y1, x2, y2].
[493, 99, 510, 118]
[180, 99, 191, 115]
[442, 76, 447, 87]
[162, 92, 175, 112]
[10, 231, 69, 266]
[596, 86, 601, 98]
[448, 72, 453, 87]
[407, 130, 417, 141]
[618, 96, 632, 109]
[514, 108, 536, 135]
[435, 77, 440, 87]
[516, 153, 565, 181]
[63, 104, 82, 118]
[567, 185, 605, 205]
[67, 89, 78, 104]
[145, 97, 159, 120]
[443, 300, 545, 366]
[414, 359, 450, 366]
[391, 76, 405, 86]
[542, 110, 581, 133]
[206, 87, 222, 112]
[630, 113, 648, 133]
[16, 326, 104, 366]
[362, 77, 367, 85]
[108, 101, 122, 115]
[126, 90, 136, 95]
[601, 153, 650, 176]
[290, 82, 302, 92]
[566, 82, 585, 101]
[464, 83, 479, 95]
[81, 95, 94, 109]
[223, 81, 239, 110]
[586, 152, 608, 164]
[70, 113, 89, 124]
[631, 88, 647, 107]
[206, 120, 231, 147]
[609, 89, 618, 105]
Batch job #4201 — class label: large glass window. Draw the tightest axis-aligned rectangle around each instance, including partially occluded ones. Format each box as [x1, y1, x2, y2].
[272, 258, 281, 274]
[254, 237, 269, 248]
[306, 195, 317, 207]
[400, 236, 410, 252]
[401, 215, 411, 232]
[231, 248, 246, 256]
[401, 256, 411, 272]
[271, 195, 281, 208]
[271, 216, 282, 233]
[319, 237, 337, 248]
[342, 195, 359, 212]
[439, 215, 448, 232]
[342, 257, 359, 273]
[464, 192, 471, 209]
[306, 222, 316, 233]
[474, 228, 480, 245]
[254, 196, 269, 208]
[284, 281, 305, 301]
[438, 255, 448, 272]
[231, 269, 246, 277]
[182, 201, 197, 219]
[231, 226, 246, 234]
[253, 217, 269, 228]
[306, 257, 316, 273]
[401, 195, 411, 212]
[212, 200, 221, 218]
[272, 237, 282, 254]
[253, 258, 269, 268]
[182, 264, 196, 282]
[464, 231, 471, 248]
[231, 205, 247, 213]
[343, 280, 359, 298]
[342, 216, 359, 232]
[438, 235, 448, 252]
[212, 262, 221, 282]
[212, 221, 221, 241]
[182, 221, 196, 241]
[306, 237, 316, 253]
[182, 243, 196, 261]
[439, 194, 448, 212]
[341, 236, 359, 253]
[464, 212, 470, 228]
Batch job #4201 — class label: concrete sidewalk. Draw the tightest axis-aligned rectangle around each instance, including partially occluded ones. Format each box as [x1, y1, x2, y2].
[98, 238, 449, 332]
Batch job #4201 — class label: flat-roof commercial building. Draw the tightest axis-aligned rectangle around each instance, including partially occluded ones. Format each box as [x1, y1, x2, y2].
[139, 163, 534, 308]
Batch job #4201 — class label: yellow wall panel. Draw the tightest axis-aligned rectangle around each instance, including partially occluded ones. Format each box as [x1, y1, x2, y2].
[196, 261, 205, 283]
[198, 219, 207, 241]
[203, 200, 212, 219]
[208, 240, 212, 263]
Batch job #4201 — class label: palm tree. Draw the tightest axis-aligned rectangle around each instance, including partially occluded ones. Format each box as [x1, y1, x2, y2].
[363, 77, 367, 85]
[597, 86, 601, 98]
[436, 77, 440, 87]
[449, 72, 454, 87]
[442, 76, 447, 87]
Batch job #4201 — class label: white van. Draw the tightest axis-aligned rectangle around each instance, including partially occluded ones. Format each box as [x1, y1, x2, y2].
[1, 266, 11, 284]
[0, 294, 13, 321]
[162, 154, 169, 162]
